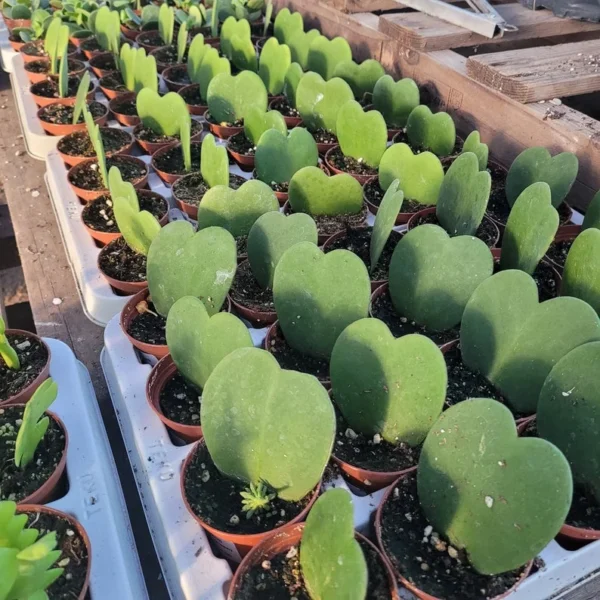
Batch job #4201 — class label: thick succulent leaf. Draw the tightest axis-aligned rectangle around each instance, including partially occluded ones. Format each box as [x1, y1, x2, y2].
[370, 179, 403, 270]
[201, 133, 229, 189]
[230, 33, 257, 72]
[405, 105, 456, 157]
[372, 75, 419, 129]
[258, 36, 291, 95]
[582, 190, 600, 231]
[287, 28, 320, 70]
[207, 70, 268, 123]
[462, 130, 488, 171]
[186, 33, 209, 82]
[283, 61, 303, 108]
[136, 89, 188, 136]
[332, 59, 385, 100]
[243, 106, 287, 146]
[219, 15, 250, 59]
[197, 47, 231, 99]
[273, 7, 303, 44]
[306, 35, 352, 81]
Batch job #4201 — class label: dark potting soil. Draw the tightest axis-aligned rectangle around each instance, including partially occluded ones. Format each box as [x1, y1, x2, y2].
[137, 30, 163, 48]
[69, 155, 146, 191]
[411, 210, 498, 248]
[82, 192, 167, 233]
[57, 127, 130, 158]
[31, 76, 91, 99]
[332, 404, 420, 474]
[25, 58, 81, 74]
[370, 288, 459, 347]
[380, 473, 527, 600]
[270, 97, 300, 118]
[205, 111, 243, 128]
[531, 261, 560, 301]
[487, 193, 573, 228]
[24, 510, 89, 600]
[325, 228, 402, 282]
[81, 37, 102, 53]
[165, 64, 190, 85]
[100, 72, 127, 93]
[327, 146, 378, 178]
[363, 178, 424, 214]
[0, 405, 65, 502]
[152, 142, 202, 175]
[311, 128, 337, 145]
[111, 95, 138, 116]
[90, 52, 117, 71]
[229, 260, 274, 315]
[179, 84, 204, 107]
[183, 442, 313, 535]
[234, 538, 391, 600]
[159, 371, 201, 426]
[0, 334, 48, 402]
[237, 236, 248, 258]
[127, 299, 166, 345]
[545, 239, 573, 271]
[267, 325, 329, 382]
[98, 237, 147, 283]
[290, 203, 369, 239]
[135, 119, 202, 145]
[228, 131, 255, 156]
[173, 173, 245, 207]
[39, 101, 105, 126]
[153, 45, 182, 66]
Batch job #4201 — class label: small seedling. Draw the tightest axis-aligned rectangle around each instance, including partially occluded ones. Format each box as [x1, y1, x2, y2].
[45, 17, 69, 75]
[0, 316, 19, 370]
[372, 75, 420, 129]
[370, 179, 403, 271]
[240, 481, 276, 518]
[332, 58, 385, 101]
[71, 71, 91, 125]
[84, 107, 108, 187]
[405, 105, 456, 157]
[158, 2, 175, 45]
[94, 5, 120, 54]
[462, 130, 488, 171]
[119, 44, 158, 94]
[136, 88, 190, 137]
[201, 133, 229, 188]
[258, 37, 291, 96]
[176, 20, 187, 63]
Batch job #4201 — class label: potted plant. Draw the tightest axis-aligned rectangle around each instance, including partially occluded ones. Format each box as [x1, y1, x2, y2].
[219, 16, 252, 63]
[150, 6, 189, 73]
[173, 133, 246, 219]
[306, 33, 352, 81]
[136, 2, 174, 53]
[330, 318, 446, 490]
[120, 3, 158, 40]
[1, 498, 91, 599]
[258, 35, 290, 99]
[287, 28, 320, 71]
[67, 108, 148, 201]
[147, 295, 253, 442]
[0, 378, 68, 505]
[87, 6, 121, 77]
[2, 0, 33, 32]
[180, 345, 335, 556]
[228, 488, 398, 599]
[162, 23, 196, 90]
[267, 241, 371, 383]
[205, 69, 268, 139]
[229, 210, 318, 325]
[268, 61, 302, 127]
[372, 74, 420, 140]
[273, 7, 304, 46]
[121, 221, 237, 358]
[376, 398, 572, 600]
[332, 57, 385, 104]
[323, 180, 404, 290]
[296, 71, 354, 154]
[286, 165, 368, 243]
[0, 316, 50, 406]
[10, 7, 51, 52]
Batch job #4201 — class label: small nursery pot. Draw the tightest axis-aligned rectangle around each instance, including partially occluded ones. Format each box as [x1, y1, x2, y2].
[150, 141, 202, 184]
[227, 144, 255, 170]
[544, 231, 579, 274]
[180, 439, 321, 559]
[268, 98, 302, 128]
[228, 523, 399, 600]
[58, 128, 135, 168]
[120, 288, 168, 359]
[3, 17, 31, 33]
[178, 84, 207, 116]
[146, 354, 202, 443]
[8, 35, 25, 52]
[108, 93, 140, 127]
[16, 504, 92, 599]
[162, 64, 191, 92]
[228, 261, 277, 327]
[0, 330, 51, 407]
[88, 51, 117, 79]
[204, 110, 243, 140]
[29, 81, 96, 109]
[375, 474, 533, 600]
[135, 29, 163, 53]
[97, 246, 148, 295]
[363, 177, 416, 226]
[70, 31, 94, 47]
[324, 145, 376, 186]
[316, 138, 338, 156]
[25, 58, 86, 84]
[37, 101, 108, 137]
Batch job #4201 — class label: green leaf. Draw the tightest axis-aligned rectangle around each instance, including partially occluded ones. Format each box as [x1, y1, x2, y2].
[263, 0, 272, 36]
[283, 61, 302, 109]
[244, 106, 287, 146]
[202, 347, 335, 501]
[582, 190, 600, 231]
[177, 20, 187, 63]
[332, 59, 385, 100]
[186, 33, 208, 83]
[462, 130, 488, 171]
[370, 179, 403, 270]
[562, 228, 600, 315]
[180, 111, 192, 172]
[200, 133, 229, 188]
[84, 109, 107, 187]
[220, 15, 250, 59]
[287, 27, 320, 70]
[406, 105, 456, 157]
[230, 33, 257, 72]
[273, 7, 303, 44]
[197, 47, 231, 99]
[72, 71, 90, 125]
[258, 36, 291, 96]
[158, 2, 174, 45]
[372, 75, 420, 129]
[136, 89, 189, 136]
[0, 316, 20, 370]
[207, 70, 268, 124]
[58, 52, 68, 99]
[94, 5, 120, 54]
[306, 34, 352, 81]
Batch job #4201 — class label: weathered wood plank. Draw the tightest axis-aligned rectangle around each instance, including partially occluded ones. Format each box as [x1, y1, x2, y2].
[467, 39, 600, 102]
[378, 3, 600, 52]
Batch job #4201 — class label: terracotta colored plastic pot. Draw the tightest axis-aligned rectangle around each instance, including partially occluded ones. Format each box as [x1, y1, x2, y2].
[205, 110, 243, 140]
[120, 23, 140, 41]
[30, 82, 96, 108]
[179, 84, 207, 116]
[363, 178, 418, 226]
[268, 98, 302, 128]
[9, 36, 25, 52]
[16, 504, 92, 599]
[227, 146, 255, 170]
[228, 523, 399, 599]
[108, 92, 140, 127]
[375, 473, 533, 600]
[88, 51, 116, 79]
[150, 141, 202, 184]
[162, 64, 190, 92]
[97, 244, 148, 295]
[70, 32, 94, 48]
[135, 129, 178, 157]
[25, 58, 86, 84]
[58, 128, 135, 168]
[324, 145, 377, 186]
[120, 288, 168, 359]
[37, 101, 108, 137]
[0, 330, 51, 407]
[68, 156, 149, 202]
[146, 354, 202, 443]
[100, 81, 127, 101]
[82, 47, 102, 61]
[228, 261, 276, 327]
[135, 30, 163, 53]
[15, 409, 68, 505]
[557, 212, 579, 237]
[316, 139, 337, 156]
[4, 17, 31, 33]
[180, 439, 321, 559]
[544, 231, 579, 274]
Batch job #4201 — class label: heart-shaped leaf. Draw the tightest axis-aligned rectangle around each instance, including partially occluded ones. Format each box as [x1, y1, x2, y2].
[562, 227, 600, 315]
[202, 346, 335, 501]
[201, 133, 229, 188]
[230, 33, 257, 72]
[301, 489, 367, 600]
[307, 35, 352, 81]
[372, 75, 420, 129]
[406, 105, 456, 157]
[147, 221, 237, 317]
[166, 295, 253, 389]
[158, 3, 174, 45]
[418, 398, 573, 575]
[207, 70, 268, 124]
[336, 101, 387, 168]
[288, 166, 363, 216]
[462, 130, 488, 171]
[296, 72, 354, 134]
[197, 47, 231, 100]
[273, 242, 371, 358]
[273, 7, 303, 45]
[187, 33, 209, 83]
[258, 36, 291, 96]
[506, 147, 579, 208]
[136, 88, 188, 136]
[390, 224, 493, 331]
[538, 341, 600, 503]
[371, 179, 403, 270]
[220, 15, 251, 59]
[461, 269, 600, 413]
[379, 143, 444, 204]
[247, 211, 318, 289]
[95, 5, 120, 54]
[243, 106, 287, 146]
[437, 152, 491, 236]
[197, 180, 279, 237]
[332, 59, 385, 100]
[255, 127, 318, 185]
[582, 190, 600, 231]
[499, 182, 558, 274]
[287, 28, 320, 70]
[331, 319, 446, 445]
[283, 62, 303, 108]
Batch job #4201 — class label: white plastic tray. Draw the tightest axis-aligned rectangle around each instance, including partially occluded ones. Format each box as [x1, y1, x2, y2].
[42, 336, 148, 599]
[0, 20, 16, 73]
